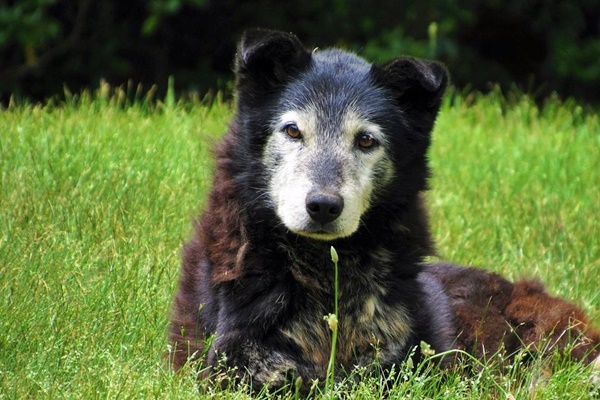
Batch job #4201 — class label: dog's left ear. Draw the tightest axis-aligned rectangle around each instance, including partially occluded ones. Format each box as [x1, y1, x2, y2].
[371, 57, 448, 116]
[235, 29, 311, 101]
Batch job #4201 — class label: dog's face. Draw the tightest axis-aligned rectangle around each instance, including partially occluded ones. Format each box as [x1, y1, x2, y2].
[235, 30, 447, 241]
[262, 55, 396, 240]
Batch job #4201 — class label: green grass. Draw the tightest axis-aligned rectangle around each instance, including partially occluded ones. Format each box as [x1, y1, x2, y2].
[1, 88, 598, 399]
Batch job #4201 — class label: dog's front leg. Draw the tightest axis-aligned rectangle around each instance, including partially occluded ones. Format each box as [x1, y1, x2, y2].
[206, 333, 316, 393]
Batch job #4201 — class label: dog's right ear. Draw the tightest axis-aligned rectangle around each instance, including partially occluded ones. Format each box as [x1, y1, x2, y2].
[235, 29, 311, 98]
[371, 57, 448, 115]
[370, 57, 448, 137]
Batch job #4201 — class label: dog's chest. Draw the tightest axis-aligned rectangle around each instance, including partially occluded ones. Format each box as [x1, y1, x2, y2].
[280, 284, 413, 372]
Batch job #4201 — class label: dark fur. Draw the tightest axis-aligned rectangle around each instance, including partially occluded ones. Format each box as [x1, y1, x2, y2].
[425, 264, 600, 364]
[169, 29, 599, 392]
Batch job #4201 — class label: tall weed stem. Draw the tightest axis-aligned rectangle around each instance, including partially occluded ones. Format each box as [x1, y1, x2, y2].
[324, 246, 340, 394]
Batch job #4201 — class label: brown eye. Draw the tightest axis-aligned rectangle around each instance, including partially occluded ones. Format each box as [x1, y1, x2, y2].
[284, 123, 302, 139]
[356, 133, 376, 149]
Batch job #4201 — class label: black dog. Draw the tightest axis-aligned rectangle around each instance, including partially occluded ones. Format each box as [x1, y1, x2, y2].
[169, 29, 599, 392]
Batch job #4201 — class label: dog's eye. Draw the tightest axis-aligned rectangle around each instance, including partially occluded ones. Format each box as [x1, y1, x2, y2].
[356, 133, 377, 149]
[284, 123, 302, 139]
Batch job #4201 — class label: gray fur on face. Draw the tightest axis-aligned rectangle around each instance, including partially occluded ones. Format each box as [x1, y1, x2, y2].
[262, 50, 397, 240]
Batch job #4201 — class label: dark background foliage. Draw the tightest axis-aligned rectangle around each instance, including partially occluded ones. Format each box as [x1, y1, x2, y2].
[1, 0, 599, 104]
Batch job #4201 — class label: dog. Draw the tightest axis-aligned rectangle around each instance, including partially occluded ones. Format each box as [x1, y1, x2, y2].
[169, 29, 600, 393]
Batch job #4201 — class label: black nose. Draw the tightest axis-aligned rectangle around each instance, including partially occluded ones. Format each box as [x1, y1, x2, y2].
[305, 192, 344, 225]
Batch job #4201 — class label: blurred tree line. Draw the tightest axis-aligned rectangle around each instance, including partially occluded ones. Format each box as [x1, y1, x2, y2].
[1, 0, 599, 104]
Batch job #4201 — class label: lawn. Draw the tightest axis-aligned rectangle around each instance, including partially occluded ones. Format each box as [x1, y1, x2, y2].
[1, 88, 598, 399]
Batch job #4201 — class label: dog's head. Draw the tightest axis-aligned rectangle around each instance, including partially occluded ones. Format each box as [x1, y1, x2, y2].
[233, 29, 447, 241]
